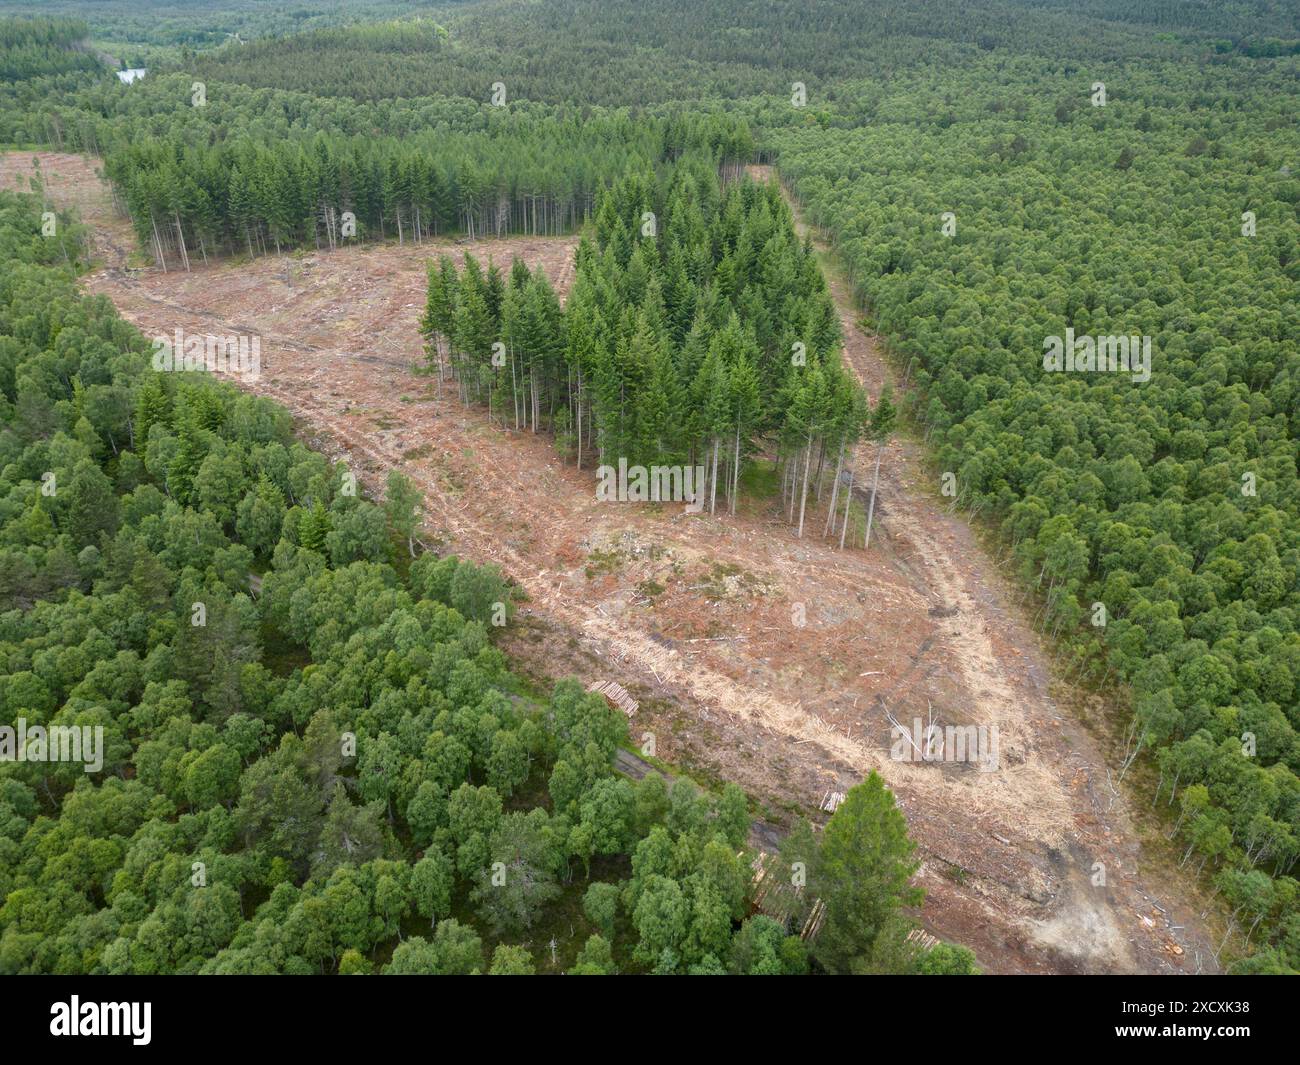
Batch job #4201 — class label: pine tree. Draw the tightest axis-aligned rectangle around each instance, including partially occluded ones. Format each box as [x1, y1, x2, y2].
[298, 499, 332, 555]
[635, 329, 680, 468]
[134, 373, 172, 448]
[691, 340, 731, 513]
[863, 386, 897, 551]
[727, 347, 761, 514]
[813, 772, 923, 975]
[167, 421, 207, 504]
[783, 360, 829, 537]
[562, 289, 601, 467]
[421, 258, 453, 381]
[522, 272, 565, 432]
[453, 270, 495, 406]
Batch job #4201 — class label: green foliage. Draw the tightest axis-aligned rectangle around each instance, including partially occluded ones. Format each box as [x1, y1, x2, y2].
[7, 0, 1289, 974]
[0, 16, 100, 82]
[0, 188, 808, 976]
[426, 167, 877, 532]
[488, 943, 535, 975]
[914, 942, 981, 975]
[582, 881, 620, 939]
[569, 933, 617, 975]
[728, 915, 808, 975]
[811, 773, 924, 974]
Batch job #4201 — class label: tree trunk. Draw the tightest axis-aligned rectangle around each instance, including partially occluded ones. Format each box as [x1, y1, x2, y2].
[710, 438, 720, 514]
[149, 210, 168, 272]
[174, 212, 190, 272]
[576, 372, 583, 470]
[863, 441, 884, 550]
[839, 463, 855, 549]
[730, 423, 742, 515]
[824, 440, 845, 538]
[796, 437, 813, 537]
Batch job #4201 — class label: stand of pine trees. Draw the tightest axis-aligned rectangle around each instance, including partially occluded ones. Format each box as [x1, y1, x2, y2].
[94, 105, 752, 268]
[0, 16, 100, 83]
[422, 161, 888, 543]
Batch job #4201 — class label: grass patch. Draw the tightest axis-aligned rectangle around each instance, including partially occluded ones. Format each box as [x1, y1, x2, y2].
[738, 458, 780, 499]
[697, 560, 769, 599]
[584, 546, 622, 579]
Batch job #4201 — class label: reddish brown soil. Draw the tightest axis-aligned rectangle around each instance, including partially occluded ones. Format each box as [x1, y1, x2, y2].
[3, 149, 1221, 974]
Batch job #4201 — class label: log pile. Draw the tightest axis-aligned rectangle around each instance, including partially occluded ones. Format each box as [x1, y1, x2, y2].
[587, 679, 638, 717]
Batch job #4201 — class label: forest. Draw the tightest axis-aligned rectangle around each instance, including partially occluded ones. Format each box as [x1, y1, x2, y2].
[0, 0, 1297, 977]
[0, 185, 971, 974]
[0, 15, 100, 83]
[420, 164, 891, 540]
[765, 50, 1300, 971]
[101, 105, 752, 259]
[0, 1, 442, 60]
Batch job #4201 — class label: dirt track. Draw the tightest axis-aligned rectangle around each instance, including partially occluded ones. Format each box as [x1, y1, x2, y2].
[1, 150, 1221, 974]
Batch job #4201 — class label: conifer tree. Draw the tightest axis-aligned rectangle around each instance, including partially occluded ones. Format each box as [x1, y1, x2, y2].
[813, 772, 923, 975]
[861, 387, 897, 550]
[298, 499, 332, 555]
[727, 347, 761, 515]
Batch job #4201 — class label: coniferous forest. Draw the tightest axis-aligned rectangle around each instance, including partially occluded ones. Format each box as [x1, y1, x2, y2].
[421, 168, 882, 535]
[0, 0, 1297, 1000]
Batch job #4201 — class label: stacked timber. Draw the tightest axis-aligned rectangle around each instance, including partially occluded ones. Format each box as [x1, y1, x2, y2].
[587, 679, 638, 717]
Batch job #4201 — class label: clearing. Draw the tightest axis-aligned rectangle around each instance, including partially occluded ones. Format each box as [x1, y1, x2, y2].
[1, 149, 1219, 974]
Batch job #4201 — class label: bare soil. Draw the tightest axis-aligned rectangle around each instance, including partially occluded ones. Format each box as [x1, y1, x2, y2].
[3, 149, 1221, 974]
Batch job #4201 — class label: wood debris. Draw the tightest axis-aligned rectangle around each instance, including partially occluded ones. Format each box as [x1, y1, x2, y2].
[587, 679, 638, 717]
